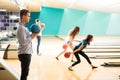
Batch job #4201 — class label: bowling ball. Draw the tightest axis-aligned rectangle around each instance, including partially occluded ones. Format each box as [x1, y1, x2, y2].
[63, 44, 68, 49]
[30, 24, 40, 33]
[64, 52, 71, 58]
[41, 23, 45, 28]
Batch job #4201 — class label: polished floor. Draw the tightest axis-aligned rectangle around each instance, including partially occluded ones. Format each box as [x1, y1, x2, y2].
[0, 35, 120, 80]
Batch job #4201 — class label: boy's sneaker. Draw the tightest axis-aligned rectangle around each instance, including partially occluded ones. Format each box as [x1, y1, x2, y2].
[56, 57, 59, 61]
[92, 66, 98, 69]
[68, 67, 73, 71]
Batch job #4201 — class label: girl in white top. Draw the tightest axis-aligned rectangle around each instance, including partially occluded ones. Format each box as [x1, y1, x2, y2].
[56, 26, 80, 60]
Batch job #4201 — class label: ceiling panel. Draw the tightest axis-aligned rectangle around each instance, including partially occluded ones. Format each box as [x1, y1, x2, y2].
[0, 0, 41, 12]
[41, 0, 120, 13]
[0, 0, 19, 12]
[0, 0, 120, 13]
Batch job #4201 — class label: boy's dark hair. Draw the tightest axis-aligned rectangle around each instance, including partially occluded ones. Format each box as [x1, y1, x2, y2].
[35, 19, 40, 22]
[20, 9, 30, 19]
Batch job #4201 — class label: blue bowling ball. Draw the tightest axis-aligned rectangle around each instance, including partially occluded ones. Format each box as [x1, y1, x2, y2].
[30, 24, 40, 33]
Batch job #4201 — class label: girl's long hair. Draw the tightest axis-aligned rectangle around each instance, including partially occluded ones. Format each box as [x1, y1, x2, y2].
[84, 34, 93, 45]
[69, 26, 80, 39]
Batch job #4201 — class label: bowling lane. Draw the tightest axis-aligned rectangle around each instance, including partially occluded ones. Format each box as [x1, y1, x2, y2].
[0, 35, 120, 80]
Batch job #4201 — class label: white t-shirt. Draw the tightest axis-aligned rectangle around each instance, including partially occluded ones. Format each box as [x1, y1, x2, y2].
[37, 25, 43, 36]
[38, 29, 42, 36]
[37, 23, 45, 36]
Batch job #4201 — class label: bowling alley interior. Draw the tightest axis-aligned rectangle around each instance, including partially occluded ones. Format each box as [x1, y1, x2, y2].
[0, 0, 120, 80]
